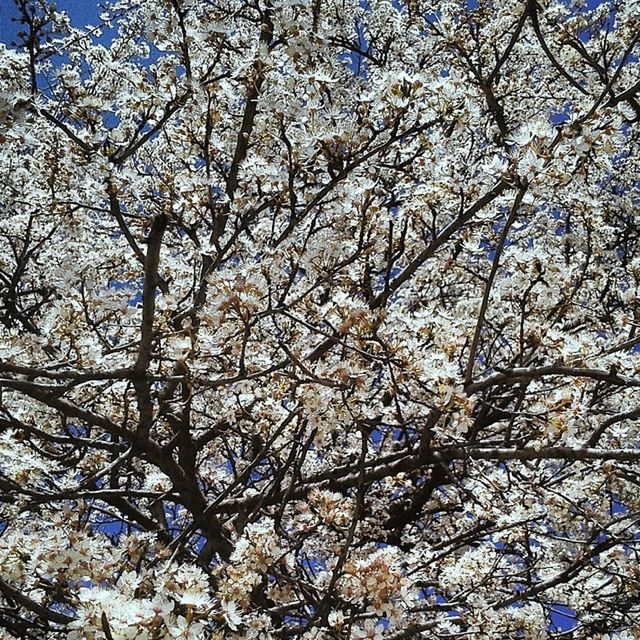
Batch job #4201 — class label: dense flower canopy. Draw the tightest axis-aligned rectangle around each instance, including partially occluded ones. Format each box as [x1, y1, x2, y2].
[0, 0, 639, 637]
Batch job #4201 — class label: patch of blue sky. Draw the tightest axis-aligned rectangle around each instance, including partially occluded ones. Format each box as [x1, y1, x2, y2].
[64, 422, 89, 438]
[91, 514, 133, 542]
[550, 103, 572, 125]
[394, 425, 418, 443]
[163, 501, 193, 538]
[343, 9, 370, 78]
[581, 1, 617, 42]
[283, 610, 315, 627]
[548, 603, 579, 632]
[610, 493, 629, 515]
[50, 599, 79, 621]
[369, 426, 385, 449]
[110, 276, 143, 307]
[0, 1, 102, 47]
[189, 532, 207, 555]
[369, 422, 418, 452]
[248, 461, 273, 485]
[2, 2, 107, 80]
[3, 0, 179, 142]
[299, 552, 327, 578]
[412, 475, 428, 488]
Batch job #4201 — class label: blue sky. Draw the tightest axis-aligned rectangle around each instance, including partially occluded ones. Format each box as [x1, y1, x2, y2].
[0, 0, 102, 46]
[0, 0, 610, 47]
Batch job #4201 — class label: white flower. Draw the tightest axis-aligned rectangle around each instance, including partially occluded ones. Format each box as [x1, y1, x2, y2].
[519, 149, 545, 182]
[179, 589, 212, 609]
[150, 597, 174, 622]
[328, 610, 345, 629]
[352, 619, 385, 640]
[169, 616, 205, 639]
[221, 600, 244, 631]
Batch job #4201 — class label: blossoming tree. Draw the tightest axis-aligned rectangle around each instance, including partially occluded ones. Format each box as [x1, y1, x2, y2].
[0, 0, 639, 637]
